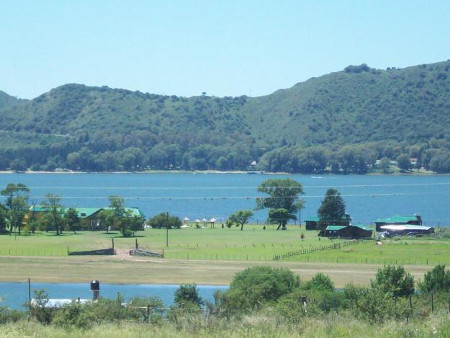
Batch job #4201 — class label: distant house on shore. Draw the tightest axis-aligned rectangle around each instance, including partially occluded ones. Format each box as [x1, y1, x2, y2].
[28, 206, 145, 230]
[324, 225, 372, 239]
[374, 215, 422, 231]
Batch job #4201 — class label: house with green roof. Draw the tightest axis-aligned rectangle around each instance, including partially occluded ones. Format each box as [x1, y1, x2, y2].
[324, 224, 372, 239]
[375, 215, 422, 231]
[28, 206, 145, 231]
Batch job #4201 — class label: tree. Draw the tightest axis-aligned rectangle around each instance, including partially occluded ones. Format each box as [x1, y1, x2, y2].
[64, 208, 81, 234]
[371, 265, 414, 297]
[255, 178, 304, 230]
[302, 273, 334, 291]
[174, 284, 204, 308]
[227, 210, 253, 231]
[225, 266, 299, 311]
[1, 183, 30, 235]
[419, 265, 450, 293]
[147, 212, 182, 229]
[108, 196, 127, 236]
[317, 188, 346, 230]
[0, 204, 7, 233]
[41, 194, 65, 235]
[1, 183, 30, 209]
[396, 154, 412, 172]
[378, 157, 391, 173]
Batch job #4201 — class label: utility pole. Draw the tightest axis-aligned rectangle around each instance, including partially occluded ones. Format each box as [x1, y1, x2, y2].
[166, 212, 169, 247]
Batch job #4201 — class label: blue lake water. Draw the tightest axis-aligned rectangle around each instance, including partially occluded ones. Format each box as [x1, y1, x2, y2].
[0, 173, 449, 226]
[0, 282, 227, 310]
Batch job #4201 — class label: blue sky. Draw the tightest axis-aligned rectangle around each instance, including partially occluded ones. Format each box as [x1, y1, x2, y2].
[1, 0, 449, 99]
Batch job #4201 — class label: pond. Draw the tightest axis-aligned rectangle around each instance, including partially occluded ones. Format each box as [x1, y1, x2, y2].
[0, 282, 228, 310]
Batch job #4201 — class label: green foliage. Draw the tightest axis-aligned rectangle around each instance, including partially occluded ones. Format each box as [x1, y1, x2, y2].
[1, 183, 30, 234]
[371, 265, 415, 297]
[147, 212, 182, 229]
[174, 284, 204, 308]
[419, 265, 450, 293]
[302, 273, 334, 292]
[41, 193, 65, 235]
[317, 188, 346, 230]
[256, 178, 304, 230]
[227, 210, 253, 231]
[224, 266, 299, 312]
[0, 60, 449, 172]
[396, 154, 412, 171]
[30, 289, 53, 324]
[0, 306, 25, 324]
[64, 208, 81, 234]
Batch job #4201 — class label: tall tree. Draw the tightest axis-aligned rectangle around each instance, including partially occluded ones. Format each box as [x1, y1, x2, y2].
[228, 210, 253, 231]
[255, 178, 304, 230]
[108, 195, 128, 236]
[1, 183, 30, 235]
[64, 208, 81, 234]
[317, 188, 346, 230]
[41, 194, 65, 235]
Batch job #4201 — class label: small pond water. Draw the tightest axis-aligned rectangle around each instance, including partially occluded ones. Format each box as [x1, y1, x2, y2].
[0, 282, 228, 310]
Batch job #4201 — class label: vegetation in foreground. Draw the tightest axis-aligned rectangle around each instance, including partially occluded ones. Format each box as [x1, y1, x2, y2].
[1, 265, 449, 337]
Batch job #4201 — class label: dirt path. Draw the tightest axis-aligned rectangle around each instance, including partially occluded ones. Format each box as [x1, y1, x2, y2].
[0, 256, 434, 287]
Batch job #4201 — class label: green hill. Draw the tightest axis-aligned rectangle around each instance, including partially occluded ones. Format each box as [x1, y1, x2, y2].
[0, 60, 449, 173]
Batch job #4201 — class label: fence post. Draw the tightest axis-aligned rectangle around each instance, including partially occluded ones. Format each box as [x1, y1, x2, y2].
[409, 294, 413, 316]
[431, 292, 434, 313]
[448, 289, 450, 314]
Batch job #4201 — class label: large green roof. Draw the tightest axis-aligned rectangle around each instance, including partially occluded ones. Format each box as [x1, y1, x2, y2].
[30, 206, 145, 219]
[375, 216, 418, 223]
[76, 208, 103, 218]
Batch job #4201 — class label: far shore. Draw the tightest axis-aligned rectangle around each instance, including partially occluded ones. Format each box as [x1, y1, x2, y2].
[0, 169, 446, 176]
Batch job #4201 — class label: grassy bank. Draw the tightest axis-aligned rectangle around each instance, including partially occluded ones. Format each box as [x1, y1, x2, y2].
[1, 312, 449, 338]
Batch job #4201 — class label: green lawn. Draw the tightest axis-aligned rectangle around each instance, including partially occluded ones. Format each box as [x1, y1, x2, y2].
[1, 226, 449, 266]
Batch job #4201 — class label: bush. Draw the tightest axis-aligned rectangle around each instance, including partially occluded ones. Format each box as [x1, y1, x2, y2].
[52, 302, 95, 330]
[371, 265, 414, 297]
[174, 284, 203, 308]
[302, 273, 334, 292]
[147, 213, 182, 229]
[223, 266, 299, 313]
[419, 265, 450, 293]
[0, 306, 25, 324]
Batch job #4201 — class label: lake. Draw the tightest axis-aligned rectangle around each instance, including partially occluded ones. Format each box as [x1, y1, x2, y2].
[0, 282, 227, 310]
[0, 173, 449, 226]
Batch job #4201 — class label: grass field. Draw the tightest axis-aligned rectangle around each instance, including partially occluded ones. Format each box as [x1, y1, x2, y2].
[0, 226, 448, 286]
[1, 226, 449, 266]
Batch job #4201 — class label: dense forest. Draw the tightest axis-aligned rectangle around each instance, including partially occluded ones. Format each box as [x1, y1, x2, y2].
[0, 60, 449, 173]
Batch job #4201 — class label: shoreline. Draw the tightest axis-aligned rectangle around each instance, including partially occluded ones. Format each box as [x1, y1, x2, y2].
[0, 170, 447, 176]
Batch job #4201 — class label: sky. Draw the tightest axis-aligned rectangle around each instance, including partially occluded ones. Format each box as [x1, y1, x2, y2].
[1, 0, 450, 99]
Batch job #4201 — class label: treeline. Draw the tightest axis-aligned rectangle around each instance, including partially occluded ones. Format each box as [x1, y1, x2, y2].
[258, 140, 450, 174]
[1, 139, 450, 173]
[1, 265, 449, 336]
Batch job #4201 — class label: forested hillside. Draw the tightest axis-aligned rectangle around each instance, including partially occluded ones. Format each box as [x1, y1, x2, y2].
[0, 60, 449, 173]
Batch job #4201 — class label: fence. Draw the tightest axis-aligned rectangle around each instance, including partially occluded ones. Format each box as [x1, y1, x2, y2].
[273, 240, 359, 261]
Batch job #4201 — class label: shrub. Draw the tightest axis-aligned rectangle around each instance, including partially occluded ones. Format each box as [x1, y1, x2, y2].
[302, 273, 334, 292]
[223, 266, 299, 313]
[371, 265, 414, 297]
[174, 284, 203, 308]
[419, 265, 450, 293]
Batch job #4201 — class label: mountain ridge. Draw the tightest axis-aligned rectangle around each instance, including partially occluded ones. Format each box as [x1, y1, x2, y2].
[0, 60, 449, 173]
